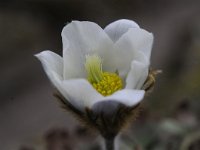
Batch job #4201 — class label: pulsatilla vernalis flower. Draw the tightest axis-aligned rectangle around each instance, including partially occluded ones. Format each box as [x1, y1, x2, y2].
[35, 19, 158, 138]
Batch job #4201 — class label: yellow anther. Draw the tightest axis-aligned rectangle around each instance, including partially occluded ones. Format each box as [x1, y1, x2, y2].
[90, 72, 123, 96]
[85, 54, 123, 96]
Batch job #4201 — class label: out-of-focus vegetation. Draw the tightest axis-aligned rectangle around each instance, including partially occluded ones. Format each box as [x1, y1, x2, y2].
[0, 0, 200, 150]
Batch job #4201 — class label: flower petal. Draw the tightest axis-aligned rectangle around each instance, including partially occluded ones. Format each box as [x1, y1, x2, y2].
[108, 27, 152, 79]
[91, 100, 122, 115]
[108, 29, 149, 79]
[35, 50, 63, 83]
[92, 89, 145, 113]
[120, 28, 154, 60]
[60, 79, 104, 111]
[61, 21, 114, 79]
[112, 40, 149, 78]
[125, 60, 149, 89]
[35, 51, 70, 101]
[104, 19, 139, 42]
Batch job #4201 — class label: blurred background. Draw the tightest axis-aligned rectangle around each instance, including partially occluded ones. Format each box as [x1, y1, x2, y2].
[0, 0, 200, 150]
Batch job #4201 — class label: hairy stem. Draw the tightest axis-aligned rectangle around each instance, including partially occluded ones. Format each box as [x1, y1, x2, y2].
[105, 137, 115, 150]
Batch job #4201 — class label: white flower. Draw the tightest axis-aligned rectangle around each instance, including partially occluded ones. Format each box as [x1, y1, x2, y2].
[35, 19, 154, 112]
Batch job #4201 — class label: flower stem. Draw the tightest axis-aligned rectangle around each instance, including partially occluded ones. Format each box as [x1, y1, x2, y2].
[105, 137, 115, 150]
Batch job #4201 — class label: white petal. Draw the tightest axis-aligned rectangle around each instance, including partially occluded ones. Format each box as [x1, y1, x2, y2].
[61, 21, 114, 79]
[50, 71, 71, 101]
[92, 89, 145, 112]
[60, 79, 104, 111]
[125, 60, 149, 89]
[35, 50, 63, 83]
[104, 19, 139, 42]
[109, 31, 149, 79]
[120, 28, 153, 60]
[91, 100, 122, 115]
[35, 51, 70, 101]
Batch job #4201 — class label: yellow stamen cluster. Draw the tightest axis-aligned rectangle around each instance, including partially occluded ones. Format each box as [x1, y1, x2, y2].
[92, 72, 123, 96]
[85, 54, 123, 96]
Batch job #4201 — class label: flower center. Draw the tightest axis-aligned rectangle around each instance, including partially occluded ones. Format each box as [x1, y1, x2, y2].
[85, 55, 123, 96]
